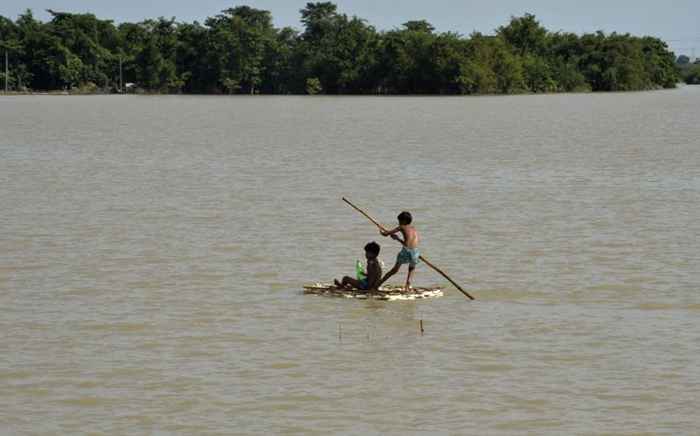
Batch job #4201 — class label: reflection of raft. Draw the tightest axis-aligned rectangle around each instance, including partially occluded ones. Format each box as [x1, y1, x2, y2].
[303, 283, 443, 301]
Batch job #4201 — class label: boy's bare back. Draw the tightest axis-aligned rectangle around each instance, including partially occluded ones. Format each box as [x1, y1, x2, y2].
[401, 224, 419, 249]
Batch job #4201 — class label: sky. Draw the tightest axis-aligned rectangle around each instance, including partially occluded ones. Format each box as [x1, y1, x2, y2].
[2, 0, 699, 56]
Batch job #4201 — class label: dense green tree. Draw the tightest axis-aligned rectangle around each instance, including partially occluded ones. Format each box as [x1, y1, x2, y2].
[125, 18, 181, 92]
[456, 59, 497, 94]
[14, 10, 72, 90]
[46, 11, 119, 88]
[640, 37, 678, 89]
[402, 20, 435, 34]
[456, 34, 500, 94]
[494, 49, 526, 93]
[205, 7, 276, 94]
[498, 14, 548, 57]
[549, 58, 589, 92]
[377, 21, 440, 93]
[297, 2, 380, 93]
[522, 54, 555, 92]
[0, 4, 680, 94]
[174, 22, 207, 92]
[458, 33, 525, 94]
[260, 27, 300, 94]
[430, 32, 470, 94]
[300, 2, 338, 41]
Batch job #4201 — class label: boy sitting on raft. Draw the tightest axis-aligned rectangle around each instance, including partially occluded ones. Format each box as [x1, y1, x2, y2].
[379, 211, 420, 291]
[334, 242, 383, 291]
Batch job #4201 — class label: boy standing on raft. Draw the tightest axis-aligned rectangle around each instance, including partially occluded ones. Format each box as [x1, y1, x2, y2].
[379, 211, 420, 291]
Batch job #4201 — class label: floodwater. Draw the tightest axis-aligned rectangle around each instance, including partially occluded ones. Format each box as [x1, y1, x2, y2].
[1, 88, 699, 435]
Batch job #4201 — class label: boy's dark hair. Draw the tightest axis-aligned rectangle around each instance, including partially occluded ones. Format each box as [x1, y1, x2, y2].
[365, 241, 381, 255]
[398, 211, 412, 225]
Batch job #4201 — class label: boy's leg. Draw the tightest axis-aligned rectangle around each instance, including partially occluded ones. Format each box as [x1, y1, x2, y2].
[404, 265, 416, 291]
[379, 261, 401, 288]
[341, 276, 365, 290]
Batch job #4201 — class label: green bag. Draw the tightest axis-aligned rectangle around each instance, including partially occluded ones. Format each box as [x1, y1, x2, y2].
[355, 259, 367, 281]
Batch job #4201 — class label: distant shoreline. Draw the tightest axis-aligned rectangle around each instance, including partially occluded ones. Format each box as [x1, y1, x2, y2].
[2, 85, 690, 98]
[0, 7, 680, 96]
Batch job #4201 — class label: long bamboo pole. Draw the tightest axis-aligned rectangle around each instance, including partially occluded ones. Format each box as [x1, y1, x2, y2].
[342, 197, 475, 300]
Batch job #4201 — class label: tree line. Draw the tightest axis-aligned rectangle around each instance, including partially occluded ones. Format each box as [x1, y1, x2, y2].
[0, 3, 681, 94]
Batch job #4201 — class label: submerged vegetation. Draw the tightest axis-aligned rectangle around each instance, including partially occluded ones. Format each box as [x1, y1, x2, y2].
[676, 56, 700, 85]
[0, 3, 680, 94]
[682, 66, 700, 85]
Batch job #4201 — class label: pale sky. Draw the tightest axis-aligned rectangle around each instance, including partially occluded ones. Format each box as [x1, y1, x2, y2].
[2, 0, 699, 56]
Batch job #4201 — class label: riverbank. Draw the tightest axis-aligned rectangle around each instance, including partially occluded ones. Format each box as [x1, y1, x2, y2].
[1, 84, 687, 97]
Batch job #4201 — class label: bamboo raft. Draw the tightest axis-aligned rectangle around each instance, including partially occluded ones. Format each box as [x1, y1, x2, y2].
[303, 283, 444, 301]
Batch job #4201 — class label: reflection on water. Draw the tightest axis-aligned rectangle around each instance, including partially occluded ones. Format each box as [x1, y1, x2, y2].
[1, 89, 700, 434]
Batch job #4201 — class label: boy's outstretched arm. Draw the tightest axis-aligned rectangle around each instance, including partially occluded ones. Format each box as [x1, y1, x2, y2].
[380, 227, 405, 245]
[380, 226, 400, 237]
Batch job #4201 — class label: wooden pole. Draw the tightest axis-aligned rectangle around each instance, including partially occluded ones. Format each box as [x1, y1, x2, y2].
[342, 197, 475, 300]
[119, 55, 123, 93]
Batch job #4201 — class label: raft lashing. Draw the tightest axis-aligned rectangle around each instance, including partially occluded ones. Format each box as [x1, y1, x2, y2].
[303, 283, 443, 301]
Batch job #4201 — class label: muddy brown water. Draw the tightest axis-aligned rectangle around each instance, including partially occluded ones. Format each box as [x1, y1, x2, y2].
[1, 88, 699, 434]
